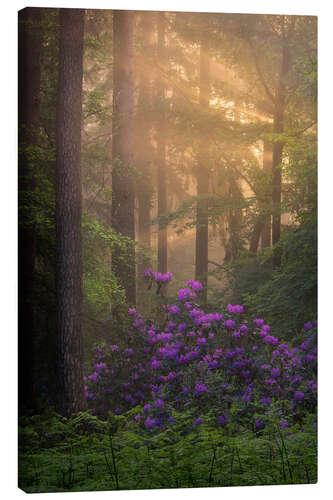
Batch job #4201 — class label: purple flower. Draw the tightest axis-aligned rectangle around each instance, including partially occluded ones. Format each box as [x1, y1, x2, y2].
[279, 421, 289, 429]
[94, 362, 107, 373]
[154, 398, 165, 408]
[194, 417, 203, 425]
[224, 319, 236, 329]
[261, 397, 271, 406]
[128, 308, 137, 315]
[304, 322, 313, 331]
[144, 417, 157, 429]
[88, 372, 100, 383]
[294, 390, 305, 401]
[169, 305, 180, 315]
[142, 268, 154, 279]
[218, 413, 228, 426]
[270, 367, 281, 378]
[151, 359, 162, 370]
[187, 280, 203, 292]
[197, 337, 207, 346]
[263, 335, 279, 345]
[195, 383, 207, 394]
[255, 419, 265, 431]
[253, 318, 265, 327]
[143, 404, 151, 413]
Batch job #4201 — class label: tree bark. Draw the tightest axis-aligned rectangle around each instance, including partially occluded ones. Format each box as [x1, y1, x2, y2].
[55, 8, 86, 417]
[18, 7, 42, 412]
[112, 10, 136, 304]
[195, 32, 210, 301]
[156, 12, 168, 274]
[136, 12, 154, 279]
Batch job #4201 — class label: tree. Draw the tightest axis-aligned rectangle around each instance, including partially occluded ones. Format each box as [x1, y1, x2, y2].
[18, 6, 43, 412]
[194, 30, 210, 301]
[156, 11, 168, 274]
[55, 8, 86, 416]
[135, 11, 155, 279]
[111, 10, 136, 304]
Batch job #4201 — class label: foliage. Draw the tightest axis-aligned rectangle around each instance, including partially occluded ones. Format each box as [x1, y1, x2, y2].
[19, 275, 317, 492]
[18, 410, 317, 492]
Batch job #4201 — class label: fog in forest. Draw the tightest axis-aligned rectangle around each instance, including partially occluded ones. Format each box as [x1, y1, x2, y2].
[18, 9, 317, 491]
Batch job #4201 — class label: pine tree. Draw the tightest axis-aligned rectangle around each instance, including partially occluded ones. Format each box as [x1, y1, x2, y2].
[55, 8, 86, 416]
[18, 6, 43, 412]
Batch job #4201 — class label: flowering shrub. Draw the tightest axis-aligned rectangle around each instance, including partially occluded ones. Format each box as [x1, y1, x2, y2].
[85, 272, 317, 434]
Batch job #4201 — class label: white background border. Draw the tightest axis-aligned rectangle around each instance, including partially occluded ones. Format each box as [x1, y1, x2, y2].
[2, 1, 332, 499]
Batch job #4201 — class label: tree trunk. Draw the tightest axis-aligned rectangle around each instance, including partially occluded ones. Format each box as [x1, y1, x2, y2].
[156, 11, 168, 274]
[55, 8, 86, 417]
[112, 11, 136, 304]
[136, 12, 154, 279]
[195, 32, 210, 301]
[261, 139, 273, 249]
[18, 7, 42, 412]
[272, 40, 289, 249]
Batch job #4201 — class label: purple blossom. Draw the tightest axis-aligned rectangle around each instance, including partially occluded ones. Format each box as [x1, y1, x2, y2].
[154, 398, 165, 408]
[253, 318, 265, 327]
[224, 319, 236, 329]
[218, 413, 228, 426]
[261, 397, 271, 406]
[255, 419, 265, 431]
[195, 383, 207, 394]
[88, 372, 100, 383]
[187, 280, 203, 292]
[270, 367, 281, 378]
[304, 322, 313, 331]
[294, 390, 305, 401]
[144, 417, 157, 429]
[142, 268, 154, 279]
[169, 305, 180, 315]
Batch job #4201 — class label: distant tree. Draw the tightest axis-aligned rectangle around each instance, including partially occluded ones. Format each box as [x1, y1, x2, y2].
[111, 10, 136, 304]
[194, 30, 210, 301]
[18, 6, 43, 412]
[135, 11, 155, 279]
[156, 11, 168, 274]
[55, 8, 86, 416]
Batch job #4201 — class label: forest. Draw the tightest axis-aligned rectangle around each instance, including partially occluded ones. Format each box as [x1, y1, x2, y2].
[18, 7, 317, 492]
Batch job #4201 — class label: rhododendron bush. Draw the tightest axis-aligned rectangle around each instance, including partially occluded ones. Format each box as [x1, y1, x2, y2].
[85, 272, 317, 433]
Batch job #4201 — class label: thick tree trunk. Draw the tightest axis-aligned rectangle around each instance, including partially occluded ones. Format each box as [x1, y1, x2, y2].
[112, 11, 136, 304]
[195, 33, 210, 301]
[136, 12, 154, 279]
[18, 7, 42, 412]
[55, 8, 86, 417]
[156, 12, 168, 274]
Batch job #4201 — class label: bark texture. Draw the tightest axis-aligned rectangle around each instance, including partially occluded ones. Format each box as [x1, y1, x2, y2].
[136, 12, 154, 279]
[112, 11, 136, 304]
[55, 8, 86, 417]
[18, 7, 42, 412]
